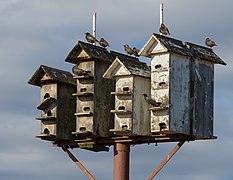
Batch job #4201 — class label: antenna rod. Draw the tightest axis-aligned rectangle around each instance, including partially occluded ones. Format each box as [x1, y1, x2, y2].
[160, 3, 163, 35]
[93, 12, 97, 45]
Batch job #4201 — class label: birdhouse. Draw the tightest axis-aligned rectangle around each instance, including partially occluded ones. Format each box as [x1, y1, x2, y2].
[103, 52, 151, 136]
[65, 41, 115, 137]
[28, 65, 76, 140]
[140, 33, 226, 138]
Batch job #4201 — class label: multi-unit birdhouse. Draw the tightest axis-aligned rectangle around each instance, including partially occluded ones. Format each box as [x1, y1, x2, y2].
[140, 33, 226, 138]
[65, 41, 115, 137]
[103, 52, 151, 136]
[28, 65, 76, 140]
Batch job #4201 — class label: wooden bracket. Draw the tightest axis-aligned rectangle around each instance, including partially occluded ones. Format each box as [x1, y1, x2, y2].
[61, 146, 95, 180]
[147, 140, 185, 180]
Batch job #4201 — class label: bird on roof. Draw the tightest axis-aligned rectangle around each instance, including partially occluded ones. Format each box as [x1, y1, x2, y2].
[159, 23, 170, 36]
[143, 94, 161, 107]
[133, 47, 140, 57]
[205, 38, 217, 48]
[124, 44, 134, 56]
[85, 32, 98, 43]
[99, 38, 109, 48]
[72, 65, 91, 76]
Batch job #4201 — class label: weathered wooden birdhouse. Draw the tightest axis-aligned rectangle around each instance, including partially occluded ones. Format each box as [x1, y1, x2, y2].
[28, 65, 76, 140]
[65, 41, 115, 137]
[140, 33, 226, 138]
[103, 52, 151, 136]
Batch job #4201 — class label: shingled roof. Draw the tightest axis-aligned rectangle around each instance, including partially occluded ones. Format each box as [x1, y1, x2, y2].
[28, 65, 76, 87]
[140, 33, 226, 65]
[65, 41, 114, 64]
[103, 52, 150, 79]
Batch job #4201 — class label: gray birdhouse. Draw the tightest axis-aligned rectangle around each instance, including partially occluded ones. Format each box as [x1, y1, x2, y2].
[103, 52, 151, 136]
[140, 33, 226, 138]
[28, 65, 76, 140]
[65, 41, 115, 137]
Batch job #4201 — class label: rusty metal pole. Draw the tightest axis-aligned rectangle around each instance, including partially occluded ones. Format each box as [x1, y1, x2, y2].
[113, 142, 130, 180]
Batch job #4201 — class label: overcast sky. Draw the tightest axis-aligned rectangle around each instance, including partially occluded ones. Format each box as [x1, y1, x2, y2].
[0, 0, 232, 179]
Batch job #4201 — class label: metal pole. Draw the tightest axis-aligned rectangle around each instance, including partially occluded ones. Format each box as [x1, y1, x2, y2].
[61, 146, 95, 180]
[159, 3, 163, 35]
[147, 141, 185, 180]
[92, 12, 97, 45]
[113, 142, 130, 180]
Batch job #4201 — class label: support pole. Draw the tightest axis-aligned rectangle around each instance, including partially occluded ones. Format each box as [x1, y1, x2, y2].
[147, 140, 185, 180]
[159, 3, 164, 35]
[113, 142, 130, 180]
[92, 12, 97, 45]
[61, 146, 95, 180]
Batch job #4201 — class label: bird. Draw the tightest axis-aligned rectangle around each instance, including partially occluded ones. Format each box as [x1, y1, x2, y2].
[72, 65, 90, 76]
[85, 32, 98, 43]
[99, 38, 109, 47]
[205, 38, 217, 48]
[143, 94, 161, 107]
[133, 47, 140, 57]
[124, 44, 134, 55]
[159, 23, 170, 36]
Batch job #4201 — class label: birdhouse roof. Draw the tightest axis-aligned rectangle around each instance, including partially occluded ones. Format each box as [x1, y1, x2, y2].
[28, 65, 76, 87]
[103, 52, 150, 79]
[65, 41, 114, 64]
[140, 33, 226, 65]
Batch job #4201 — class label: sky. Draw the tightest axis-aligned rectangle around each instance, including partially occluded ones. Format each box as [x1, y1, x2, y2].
[0, 0, 232, 179]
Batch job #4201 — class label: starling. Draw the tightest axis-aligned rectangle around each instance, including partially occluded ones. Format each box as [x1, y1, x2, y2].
[124, 44, 134, 55]
[205, 38, 217, 48]
[99, 38, 109, 47]
[43, 128, 50, 134]
[85, 32, 98, 43]
[133, 47, 140, 57]
[143, 94, 161, 107]
[159, 23, 170, 36]
[72, 65, 90, 76]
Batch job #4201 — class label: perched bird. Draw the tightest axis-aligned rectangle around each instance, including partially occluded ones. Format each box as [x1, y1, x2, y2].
[133, 47, 140, 57]
[85, 32, 98, 43]
[72, 65, 90, 76]
[205, 38, 217, 48]
[124, 44, 134, 55]
[143, 94, 161, 107]
[159, 23, 170, 36]
[99, 38, 109, 47]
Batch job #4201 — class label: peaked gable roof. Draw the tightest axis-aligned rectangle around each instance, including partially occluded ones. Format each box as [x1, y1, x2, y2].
[65, 41, 114, 64]
[140, 33, 226, 65]
[28, 65, 76, 87]
[103, 54, 150, 79]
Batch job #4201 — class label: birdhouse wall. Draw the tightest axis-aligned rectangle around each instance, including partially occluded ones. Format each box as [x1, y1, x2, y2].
[40, 83, 57, 119]
[74, 60, 114, 137]
[151, 53, 191, 134]
[191, 59, 214, 138]
[132, 76, 151, 135]
[169, 54, 191, 134]
[93, 61, 115, 137]
[56, 83, 76, 140]
[39, 83, 76, 140]
[113, 76, 133, 131]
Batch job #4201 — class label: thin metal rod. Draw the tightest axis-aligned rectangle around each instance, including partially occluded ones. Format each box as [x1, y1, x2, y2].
[159, 3, 163, 35]
[61, 146, 95, 180]
[160, 3, 163, 25]
[147, 140, 185, 180]
[113, 143, 130, 180]
[92, 12, 97, 45]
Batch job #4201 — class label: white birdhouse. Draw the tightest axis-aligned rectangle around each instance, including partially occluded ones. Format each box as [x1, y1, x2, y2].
[140, 33, 226, 138]
[65, 41, 115, 137]
[103, 52, 151, 136]
[28, 65, 76, 140]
